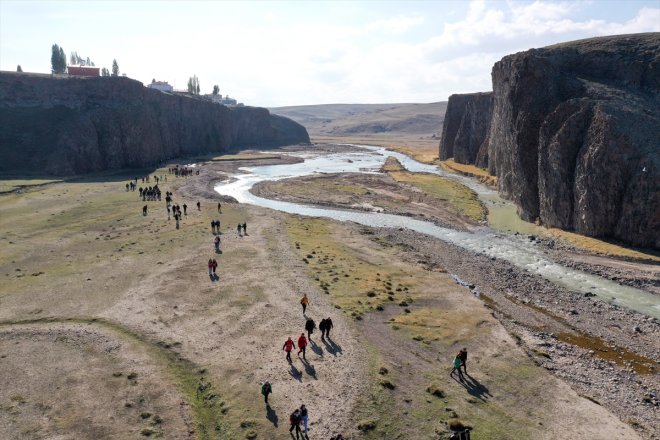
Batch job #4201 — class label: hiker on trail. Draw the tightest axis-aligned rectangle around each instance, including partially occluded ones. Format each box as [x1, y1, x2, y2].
[450, 353, 465, 382]
[183, 203, 188, 215]
[196, 201, 201, 211]
[215, 220, 221, 233]
[217, 202, 222, 213]
[261, 381, 272, 404]
[325, 317, 334, 339]
[211, 220, 216, 234]
[237, 224, 242, 236]
[212, 259, 218, 275]
[297, 333, 308, 360]
[319, 319, 327, 341]
[175, 214, 180, 229]
[242, 222, 247, 235]
[142, 205, 148, 216]
[208, 259, 213, 276]
[300, 404, 309, 436]
[458, 348, 468, 375]
[283, 337, 296, 362]
[300, 294, 309, 314]
[289, 408, 302, 439]
[305, 318, 316, 340]
[167, 205, 171, 220]
[214, 236, 221, 252]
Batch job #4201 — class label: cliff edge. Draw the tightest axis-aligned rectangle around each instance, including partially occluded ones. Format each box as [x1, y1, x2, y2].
[486, 33, 659, 249]
[438, 92, 492, 168]
[0, 73, 309, 175]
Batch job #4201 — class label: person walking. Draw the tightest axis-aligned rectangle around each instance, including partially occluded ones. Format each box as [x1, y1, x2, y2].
[300, 404, 309, 436]
[212, 259, 218, 275]
[458, 348, 468, 375]
[196, 201, 201, 211]
[289, 408, 302, 439]
[325, 317, 334, 339]
[305, 318, 316, 340]
[319, 318, 327, 341]
[214, 235, 221, 253]
[183, 203, 188, 215]
[217, 202, 222, 213]
[450, 353, 465, 382]
[297, 333, 308, 360]
[283, 337, 295, 362]
[300, 294, 309, 314]
[210, 220, 216, 234]
[261, 381, 272, 404]
[237, 223, 242, 236]
[242, 222, 247, 235]
[208, 259, 213, 276]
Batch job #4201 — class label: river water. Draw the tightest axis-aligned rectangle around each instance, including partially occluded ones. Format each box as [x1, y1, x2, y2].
[214, 145, 660, 319]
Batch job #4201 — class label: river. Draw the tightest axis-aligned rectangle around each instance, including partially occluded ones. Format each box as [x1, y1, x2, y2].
[214, 145, 660, 319]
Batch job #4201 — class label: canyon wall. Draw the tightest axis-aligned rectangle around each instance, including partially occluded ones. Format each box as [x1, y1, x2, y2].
[487, 33, 659, 248]
[0, 73, 309, 175]
[438, 92, 492, 168]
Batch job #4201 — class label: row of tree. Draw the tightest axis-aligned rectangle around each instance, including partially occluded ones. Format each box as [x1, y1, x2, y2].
[186, 75, 220, 96]
[50, 43, 119, 76]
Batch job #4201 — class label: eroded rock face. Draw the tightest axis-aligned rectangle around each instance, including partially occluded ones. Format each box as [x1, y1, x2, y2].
[488, 33, 659, 249]
[0, 73, 309, 175]
[438, 92, 492, 167]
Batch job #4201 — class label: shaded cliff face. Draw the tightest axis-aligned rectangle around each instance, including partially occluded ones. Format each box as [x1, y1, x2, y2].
[438, 92, 492, 168]
[487, 33, 659, 249]
[0, 73, 309, 175]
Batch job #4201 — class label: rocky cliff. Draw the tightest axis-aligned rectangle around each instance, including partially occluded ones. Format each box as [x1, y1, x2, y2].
[0, 73, 309, 175]
[487, 33, 659, 249]
[438, 92, 492, 168]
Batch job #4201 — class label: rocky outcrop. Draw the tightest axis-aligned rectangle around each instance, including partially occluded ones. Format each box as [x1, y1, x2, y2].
[487, 33, 659, 249]
[0, 72, 309, 175]
[438, 92, 492, 167]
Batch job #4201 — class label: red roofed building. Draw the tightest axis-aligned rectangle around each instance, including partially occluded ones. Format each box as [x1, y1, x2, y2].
[67, 66, 100, 77]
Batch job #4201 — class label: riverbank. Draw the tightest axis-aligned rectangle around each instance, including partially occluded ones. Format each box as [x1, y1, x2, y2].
[0, 145, 657, 439]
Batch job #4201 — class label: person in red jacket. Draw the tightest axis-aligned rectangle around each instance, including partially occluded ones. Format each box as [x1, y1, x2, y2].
[283, 337, 295, 362]
[297, 333, 308, 360]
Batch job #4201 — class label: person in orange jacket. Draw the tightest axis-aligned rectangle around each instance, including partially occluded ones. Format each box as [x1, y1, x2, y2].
[297, 333, 308, 360]
[300, 293, 309, 314]
[283, 337, 296, 362]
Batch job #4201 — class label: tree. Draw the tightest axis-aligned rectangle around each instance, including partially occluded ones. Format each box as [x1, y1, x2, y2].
[212, 84, 219, 95]
[86, 56, 91, 66]
[51, 44, 66, 73]
[187, 75, 200, 94]
[101, 67, 110, 77]
[111, 59, 119, 76]
[16, 65, 22, 72]
[152, 78, 156, 84]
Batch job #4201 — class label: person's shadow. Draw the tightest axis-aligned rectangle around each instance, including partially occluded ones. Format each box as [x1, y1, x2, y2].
[323, 337, 342, 356]
[309, 339, 323, 356]
[266, 404, 278, 427]
[454, 373, 492, 402]
[289, 364, 302, 382]
[301, 358, 317, 380]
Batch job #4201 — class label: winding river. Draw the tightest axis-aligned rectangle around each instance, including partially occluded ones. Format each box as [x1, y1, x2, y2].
[215, 145, 660, 319]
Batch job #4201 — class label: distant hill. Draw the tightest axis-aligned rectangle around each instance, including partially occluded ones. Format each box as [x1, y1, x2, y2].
[270, 102, 447, 137]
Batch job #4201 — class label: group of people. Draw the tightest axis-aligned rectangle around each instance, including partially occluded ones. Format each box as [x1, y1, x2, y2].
[237, 222, 247, 236]
[288, 404, 310, 439]
[211, 219, 222, 234]
[139, 185, 162, 201]
[168, 166, 198, 177]
[207, 258, 218, 276]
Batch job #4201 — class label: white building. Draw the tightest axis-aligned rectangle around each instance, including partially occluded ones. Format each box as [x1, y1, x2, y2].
[147, 81, 173, 93]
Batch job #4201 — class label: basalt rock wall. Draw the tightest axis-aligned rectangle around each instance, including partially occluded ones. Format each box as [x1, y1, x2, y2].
[438, 92, 492, 168]
[487, 33, 659, 249]
[0, 73, 309, 175]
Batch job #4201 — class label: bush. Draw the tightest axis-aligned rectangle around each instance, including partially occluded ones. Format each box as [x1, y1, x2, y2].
[426, 384, 445, 398]
[357, 419, 377, 432]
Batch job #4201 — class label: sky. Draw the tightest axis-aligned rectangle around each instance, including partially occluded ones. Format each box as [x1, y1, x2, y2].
[1, 1, 658, 107]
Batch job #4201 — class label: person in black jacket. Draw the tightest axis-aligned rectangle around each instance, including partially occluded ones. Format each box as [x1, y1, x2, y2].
[319, 318, 327, 341]
[325, 317, 334, 339]
[305, 318, 316, 340]
[289, 408, 302, 439]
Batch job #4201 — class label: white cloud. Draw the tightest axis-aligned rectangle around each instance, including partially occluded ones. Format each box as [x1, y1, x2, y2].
[365, 15, 425, 33]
